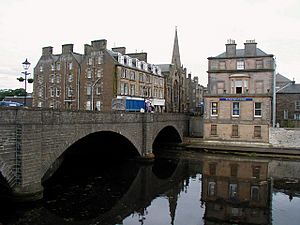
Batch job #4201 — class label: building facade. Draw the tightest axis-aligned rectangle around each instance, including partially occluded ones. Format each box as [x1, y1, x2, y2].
[276, 81, 300, 127]
[204, 40, 275, 143]
[186, 74, 205, 114]
[33, 40, 165, 112]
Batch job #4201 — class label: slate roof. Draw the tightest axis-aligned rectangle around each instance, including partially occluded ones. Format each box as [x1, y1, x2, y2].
[156, 64, 171, 72]
[215, 48, 270, 58]
[276, 73, 291, 83]
[277, 83, 300, 94]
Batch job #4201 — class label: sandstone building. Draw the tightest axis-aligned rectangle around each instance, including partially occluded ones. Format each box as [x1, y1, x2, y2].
[204, 40, 275, 143]
[33, 40, 165, 112]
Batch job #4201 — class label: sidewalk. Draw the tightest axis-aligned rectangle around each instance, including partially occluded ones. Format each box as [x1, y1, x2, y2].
[183, 137, 300, 156]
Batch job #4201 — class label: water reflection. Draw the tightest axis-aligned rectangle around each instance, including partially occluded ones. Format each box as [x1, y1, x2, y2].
[201, 155, 271, 225]
[1, 152, 300, 225]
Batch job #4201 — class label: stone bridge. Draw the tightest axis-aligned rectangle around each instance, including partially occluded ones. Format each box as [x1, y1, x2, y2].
[0, 108, 189, 200]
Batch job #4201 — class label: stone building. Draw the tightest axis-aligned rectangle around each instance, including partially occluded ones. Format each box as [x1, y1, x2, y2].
[157, 28, 187, 112]
[276, 81, 300, 127]
[204, 40, 275, 143]
[186, 74, 205, 114]
[33, 40, 165, 112]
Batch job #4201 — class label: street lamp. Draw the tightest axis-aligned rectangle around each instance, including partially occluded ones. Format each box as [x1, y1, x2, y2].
[17, 58, 33, 106]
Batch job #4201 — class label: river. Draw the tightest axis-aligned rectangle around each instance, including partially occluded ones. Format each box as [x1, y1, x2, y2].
[0, 150, 300, 225]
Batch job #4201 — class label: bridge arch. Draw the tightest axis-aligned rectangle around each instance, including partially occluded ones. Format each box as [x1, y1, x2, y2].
[0, 156, 16, 189]
[42, 130, 140, 182]
[152, 125, 182, 152]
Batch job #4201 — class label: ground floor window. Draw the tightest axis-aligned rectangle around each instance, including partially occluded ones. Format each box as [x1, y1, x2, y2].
[211, 124, 217, 135]
[232, 124, 239, 137]
[254, 126, 262, 138]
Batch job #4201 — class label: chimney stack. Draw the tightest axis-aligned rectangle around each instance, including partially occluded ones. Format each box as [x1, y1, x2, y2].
[226, 39, 236, 57]
[62, 44, 74, 54]
[244, 40, 257, 56]
[42, 46, 53, 56]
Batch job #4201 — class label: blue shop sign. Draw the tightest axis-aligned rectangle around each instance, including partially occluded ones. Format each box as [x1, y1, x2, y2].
[219, 97, 253, 101]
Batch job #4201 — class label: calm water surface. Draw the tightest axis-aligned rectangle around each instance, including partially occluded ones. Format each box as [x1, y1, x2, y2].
[1, 151, 300, 225]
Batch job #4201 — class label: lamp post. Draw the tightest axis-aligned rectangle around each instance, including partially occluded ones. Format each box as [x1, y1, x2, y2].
[17, 58, 32, 106]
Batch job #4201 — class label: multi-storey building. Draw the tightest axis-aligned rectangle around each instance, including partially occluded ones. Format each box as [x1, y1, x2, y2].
[204, 40, 275, 143]
[186, 74, 205, 114]
[33, 40, 165, 112]
[157, 28, 187, 113]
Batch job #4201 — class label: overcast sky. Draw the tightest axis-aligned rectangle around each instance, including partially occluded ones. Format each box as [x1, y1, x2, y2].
[1, 0, 300, 92]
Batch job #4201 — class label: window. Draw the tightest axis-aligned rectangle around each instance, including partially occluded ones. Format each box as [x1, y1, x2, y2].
[130, 71, 135, 80]
[256, 60, 263, 69]
[139, 73, 144, 82]
[96, 69, 103, 78]
[50, 87, 55, 97]
[211, 124, 217, 135]
[97, 55, 103, 64]
[96, 85, 101, 95]
[87, 85, 92, 95]
[68, 62, 72, 70]
[211, 102, 218, 116]
[232, 125, 239, 137]
[87, 70, 92, 79]
[56, 88, 60, 97]
[255, 81, 264, 94]
[229, 184, 238, 199]
[68, 73, 73, 82]
[254, 102, 262, 117]
[284, 110, 288, 120]
[237, 60, 244, 70]
[295, 101, 300, 111]
[50, 75, 55, 83]
[88, 57, 93, 65]
[208, 182, 216, 196]
[39, 65, 43, 72]
[38, 88, 43, 97]
[294, 114, 300, 120]
[51, 64, 55, 71]
[96, 101, 101, 111]
[251, 186, 260, 201]
[56, 63, 60, 71]
[38, 102, 42, 107]
[56, 75, 60, 83]
[235, 80, 243, 93]
[254, 126, 261, 138]
[130, 84, 135, 96]
[252, 166, 260, 179]
[121, 83, 128, 95]
[86, 101, 91, 110]
[121, 68, 127, 78]
[67, 87, 73, 97]
[232, 102, 240, 116]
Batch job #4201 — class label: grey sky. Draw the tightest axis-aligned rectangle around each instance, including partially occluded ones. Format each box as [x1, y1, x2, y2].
[0, 0, 300, 92]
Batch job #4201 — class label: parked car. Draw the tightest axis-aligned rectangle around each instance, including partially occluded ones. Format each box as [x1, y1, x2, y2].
[0, 101, 23, 107]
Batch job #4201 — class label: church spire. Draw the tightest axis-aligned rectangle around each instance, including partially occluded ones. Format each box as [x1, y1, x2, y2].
[171, 26, 181, 67]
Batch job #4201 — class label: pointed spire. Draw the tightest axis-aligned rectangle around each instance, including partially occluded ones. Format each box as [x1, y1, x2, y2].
[171, 26, 181, 67]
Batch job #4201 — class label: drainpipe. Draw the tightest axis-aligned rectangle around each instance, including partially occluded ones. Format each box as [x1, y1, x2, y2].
[272, 57, 277, 128]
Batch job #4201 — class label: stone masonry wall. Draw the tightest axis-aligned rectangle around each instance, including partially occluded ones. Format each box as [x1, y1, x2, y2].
[269, 127, 300, 148]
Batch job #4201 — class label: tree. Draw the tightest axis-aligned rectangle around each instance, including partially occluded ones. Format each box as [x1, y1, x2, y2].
[0, 88, 26, 100]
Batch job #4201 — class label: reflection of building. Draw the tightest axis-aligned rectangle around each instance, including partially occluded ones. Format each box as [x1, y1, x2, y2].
[204, 40, 275, 143]
[33, 40, 165, 112]
[201, 155, 271, 225]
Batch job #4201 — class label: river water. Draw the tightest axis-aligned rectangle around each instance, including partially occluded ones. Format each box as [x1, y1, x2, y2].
[1, 150, 300, 225]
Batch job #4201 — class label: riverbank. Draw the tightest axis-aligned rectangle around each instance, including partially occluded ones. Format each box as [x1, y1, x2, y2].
[182, 137, 300, 158]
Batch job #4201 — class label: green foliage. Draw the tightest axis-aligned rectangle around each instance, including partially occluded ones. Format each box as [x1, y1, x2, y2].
[0, 88, 26, 100]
